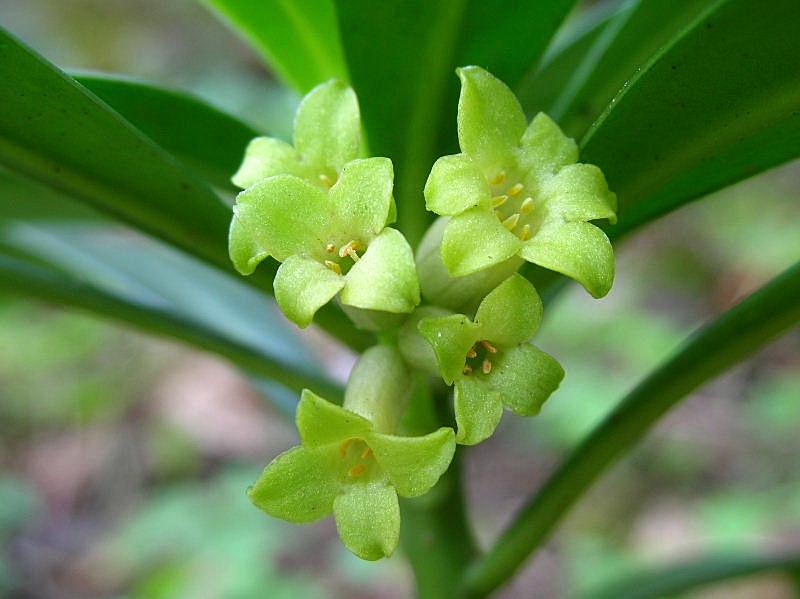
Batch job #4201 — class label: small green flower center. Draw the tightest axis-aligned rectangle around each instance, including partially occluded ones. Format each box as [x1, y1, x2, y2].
[338, 437, 379, 480]
[463, 339, 499, 376]
[322, 239, 363, 275]
[487, 169, 539, 241]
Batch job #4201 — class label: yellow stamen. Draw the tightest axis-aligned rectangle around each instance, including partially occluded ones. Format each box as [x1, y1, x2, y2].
[482, 359, 493, 374]
[338, 240, 361, 262]
[348, 464, 367, 477]
[502, 213, 520, 231]
[463, 365, 473, 375]
[319, 173, 334, 187]
[325, 243, 336, 253]
[490, 171, 506, 185]
[519, 224, 532, 241]
[466, 347, 477, 359]
[491, 195, 508, 208]
[507, 182, 524, 197]
[520, 197, 535, 214]
[361, 447, 373, 460]
[481, 340, 498, 354]
[325, 260, 342, 275]
[339, 438, 355, 458]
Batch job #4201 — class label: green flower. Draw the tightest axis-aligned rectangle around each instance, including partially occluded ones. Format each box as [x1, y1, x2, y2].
[248, 346, 455, 560]
[418, 274, 564, 445]
[425, 66, 618, 298]
[228, 80, 418, 327]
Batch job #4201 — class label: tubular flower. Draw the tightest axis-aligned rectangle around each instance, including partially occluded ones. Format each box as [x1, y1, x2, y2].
[228, 80, 418, 327]
[248, 346, 455, 560]
[425, 66, 618, 298]
[418, 274, 564, 445]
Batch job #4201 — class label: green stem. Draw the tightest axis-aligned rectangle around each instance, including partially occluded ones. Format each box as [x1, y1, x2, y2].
[462, 259, 800, 597]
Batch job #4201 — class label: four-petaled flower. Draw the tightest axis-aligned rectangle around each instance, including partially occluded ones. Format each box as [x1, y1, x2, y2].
[418, 274, 564, 445]
[248, 389, 455, 560]
[229, 80, 419, 327]
[425, 66, 618, 298]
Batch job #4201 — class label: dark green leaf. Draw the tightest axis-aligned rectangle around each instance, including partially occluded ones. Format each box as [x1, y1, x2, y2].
[580, 0, 800, 239]
[580, 552, 800, 599]
[200, 0, 348, 93]
[74, 73, 259, 190]
[463, 260, 800, 597]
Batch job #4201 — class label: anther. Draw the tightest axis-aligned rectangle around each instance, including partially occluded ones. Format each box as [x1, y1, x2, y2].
[348, 464, 367, 477]
[507, 182, 524, 197]
[319, 173, 333, 187]
[339, 438, 355, 458]
[463, 365, 473, 375]
[338, 240, 361, 262]
[490, 171, 506, 185]
[519, 224, 532, 241]
[502, 213, 520, 231]
[361, 447, 373, 460]
[481, 340, 498, 354]
[325, 243, 336, 253]
[466, 347, 477, 359]
[482, 359, 493, 374]
[324, 260, 342, 275]
[520, 197, 535, 214]
[491, 195, 508, 208]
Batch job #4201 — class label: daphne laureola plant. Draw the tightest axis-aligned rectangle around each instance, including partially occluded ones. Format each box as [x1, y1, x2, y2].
[229, 66, 616, 560]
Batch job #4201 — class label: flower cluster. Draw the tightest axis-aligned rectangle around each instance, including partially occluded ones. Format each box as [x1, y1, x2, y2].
[229, 68, 616, 559]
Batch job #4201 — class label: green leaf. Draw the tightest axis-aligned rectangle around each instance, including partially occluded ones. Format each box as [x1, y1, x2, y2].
[442, 208, 522, 277]
[200, 0, 348, 93]
[580, 552, 800, 599]
[580, 0, 800, 239]
[296, 389, 371, 448]
[474, 274, 542, 347]
[454, 379, 504, 446]
[463, 259, 800, 598]
[418, 314, 480, 385]
[273, 256, 345, 328]
[425, 153, 490, 216]
[333, 482, 400, 560]
[248, 445, 340, 523]
[73, 73, 260, 191]
[366, 428, 456, 498]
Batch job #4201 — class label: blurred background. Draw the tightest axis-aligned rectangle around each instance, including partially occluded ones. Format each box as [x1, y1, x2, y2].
[0, 1, 799, 598]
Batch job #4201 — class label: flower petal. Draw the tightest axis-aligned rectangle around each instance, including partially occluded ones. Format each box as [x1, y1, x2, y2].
[334, 482, 400, 560]
[517, 112, 579, 175]
[234, 174, 329, 262]
[231, 137, 309, 190]
[247, 445, 340, 523]
[441, 207, 522, 277]
[519, 221, 615, 298]
[424, 153, 491, 216]
[294, 79, 360, 176]
[228, 212, 269, 275]
[329, 157, 393, 241]
[474, 274, 542, 346]
[489, 344, 564, 416]
[457, 66, 527, 172]
[454, 378, 504, 445]
[418, 313, 480, 385]
[365, 428, 456, 498]
[340, 228, 420, 313]
[296, 389, 372, 448]
[540, 163, 617, 225]
[274, 255, 345, 327]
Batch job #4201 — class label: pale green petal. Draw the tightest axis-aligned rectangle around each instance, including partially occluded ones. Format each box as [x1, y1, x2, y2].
[231, 137, 308, 189]
[441, 207, 522, 277]
[344, 345, 410, 434]
[517, 112, 579, 175]
[474, 274, 542, 346]
[248, 445, 339, 523]
[334, 482, 400, 560]
[234, 175, 329, 262]
[329, 157, 393, 241]
[340, 228, 420, 313]
[418, 314, 480, 385]
[294, 80, 360, 175]
[541, 163, 617, 225]
[457, 66, 526, 172]
[489, 344, 564, 416]
[520, 221, 615, 298]
[365, 428, 455, 498]
[228, 212, 269, 275]
[274, 256, 345, 327]
[454, 378, 504, 446]
[296, 389, 372, 448]
[424, 153, 490, 216]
